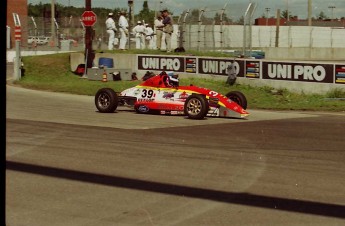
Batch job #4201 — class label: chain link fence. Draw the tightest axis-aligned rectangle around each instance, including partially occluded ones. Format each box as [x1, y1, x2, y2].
[9, 3, 345, 53]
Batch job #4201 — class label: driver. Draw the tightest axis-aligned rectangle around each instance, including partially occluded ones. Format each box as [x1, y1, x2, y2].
[168, 74, 179, 87]
[160, 71, 179, 87]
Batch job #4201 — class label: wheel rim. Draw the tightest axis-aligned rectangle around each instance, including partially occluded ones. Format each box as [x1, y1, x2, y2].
[98, 93, 110, 109]
[186, 98, 202, 116]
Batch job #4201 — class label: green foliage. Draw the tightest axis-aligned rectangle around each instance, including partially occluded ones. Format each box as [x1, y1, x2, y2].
[136, 1, 156, 25]
[326, 88, 345, 98]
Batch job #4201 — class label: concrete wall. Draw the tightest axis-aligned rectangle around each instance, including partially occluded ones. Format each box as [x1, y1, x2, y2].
[181, 25, 345, 60]
[263, 47, 345, 61]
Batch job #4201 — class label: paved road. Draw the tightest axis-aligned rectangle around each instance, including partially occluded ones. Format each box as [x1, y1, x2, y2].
[6, 85, 345, 226]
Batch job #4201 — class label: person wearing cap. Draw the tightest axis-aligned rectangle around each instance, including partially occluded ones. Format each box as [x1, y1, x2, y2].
[154, 15, 164, 50]
[105, 12, 118, 50]
[132, 20, 146, 49]
[118, 11, 129, 50]
[144, 23, 154, 49]
[161, 9, 174, 52]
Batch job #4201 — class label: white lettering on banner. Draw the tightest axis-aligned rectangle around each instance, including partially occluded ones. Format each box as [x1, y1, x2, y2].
[294, 65, 325, 81]
[160, 58, 180, 70]
[268, 64, 292, 79]
[268, 64, 326, 81]
[141, 58, 180, 70]
[202, 60, 240, 74]
[142, 58, 160, 69]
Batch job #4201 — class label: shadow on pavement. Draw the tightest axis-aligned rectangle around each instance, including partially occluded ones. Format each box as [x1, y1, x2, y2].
[6, 160, 345, 219]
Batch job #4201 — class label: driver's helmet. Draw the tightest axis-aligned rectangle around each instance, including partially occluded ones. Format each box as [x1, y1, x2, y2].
[166, 71, 179, 87]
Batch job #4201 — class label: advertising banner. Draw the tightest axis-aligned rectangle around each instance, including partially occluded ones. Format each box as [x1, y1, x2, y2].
[262, 62, 334, 83]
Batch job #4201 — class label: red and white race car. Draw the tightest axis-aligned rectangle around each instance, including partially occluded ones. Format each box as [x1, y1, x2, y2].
[95, 71, 249, 120]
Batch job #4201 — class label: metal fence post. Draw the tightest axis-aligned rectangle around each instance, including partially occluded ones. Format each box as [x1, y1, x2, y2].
[197, 8, 205, 52]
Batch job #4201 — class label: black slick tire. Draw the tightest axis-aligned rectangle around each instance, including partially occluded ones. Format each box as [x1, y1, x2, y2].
[95, 88, 118, 113]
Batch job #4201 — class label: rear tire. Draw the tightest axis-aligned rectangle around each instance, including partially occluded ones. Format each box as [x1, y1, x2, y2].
[184, 94, 209, 120]
[225, 91, 247, 110]
[95, 88, 118, 113]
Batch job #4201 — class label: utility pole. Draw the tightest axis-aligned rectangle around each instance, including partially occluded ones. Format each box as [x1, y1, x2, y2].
[51, 0, 55, 45]
[85, 0, 94, 69]
[308, 0, 312, 26]
[286, 0, 289, 21]
[328, 6, 335, 21]
[265, 7, 270, 25]
[128, 0, 134, 50]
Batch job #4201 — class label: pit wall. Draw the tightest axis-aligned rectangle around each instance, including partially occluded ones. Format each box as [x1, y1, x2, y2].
[87, 53, 344, 94]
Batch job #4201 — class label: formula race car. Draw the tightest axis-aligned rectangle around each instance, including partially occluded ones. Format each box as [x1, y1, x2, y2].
[94, 71, 249, 120]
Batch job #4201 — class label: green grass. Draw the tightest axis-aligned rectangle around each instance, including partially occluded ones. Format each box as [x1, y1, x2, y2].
[14, 52, 345, 112]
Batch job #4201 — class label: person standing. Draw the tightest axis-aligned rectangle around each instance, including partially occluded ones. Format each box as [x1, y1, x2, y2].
[105, 12, 117, 50]
[154, 15, 164, 50]
[118, 11, 129, 50]
[144, 23, 155, 49]
[132, 21, 146, 49]
[161, 9, 174, 52]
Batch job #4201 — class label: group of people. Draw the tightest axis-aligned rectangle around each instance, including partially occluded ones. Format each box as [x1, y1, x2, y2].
[132, 21, 154, 49]
[105, 9, 174, 52]
[105, 11, 129, 51]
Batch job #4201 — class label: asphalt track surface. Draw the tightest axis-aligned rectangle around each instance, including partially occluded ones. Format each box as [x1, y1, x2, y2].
[6, 83, 345, 226]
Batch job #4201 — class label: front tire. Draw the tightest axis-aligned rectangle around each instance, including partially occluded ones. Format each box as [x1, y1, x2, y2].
[95, 88, 118, 113]
[226, 91, 247, 110]
[184, 94, 209, 120]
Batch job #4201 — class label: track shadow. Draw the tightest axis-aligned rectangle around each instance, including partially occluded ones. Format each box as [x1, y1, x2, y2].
[6, 160, 345, 219]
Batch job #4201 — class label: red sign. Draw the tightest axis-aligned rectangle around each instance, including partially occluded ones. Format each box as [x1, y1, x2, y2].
[14, 25, 21, 41]
[81, 11, 97, 26]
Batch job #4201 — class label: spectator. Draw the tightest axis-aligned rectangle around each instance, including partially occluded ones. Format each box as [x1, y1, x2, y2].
[118, 11, 129, 50]
[161, 9, 174, 52]
[145, 23, 155, 49]
[154, 15, 164, 50]
[132, 21, 146, 49]
[105, 12, 118, 50]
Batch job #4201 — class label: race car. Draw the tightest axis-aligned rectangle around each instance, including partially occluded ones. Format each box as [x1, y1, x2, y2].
[94, 71, 249, 120]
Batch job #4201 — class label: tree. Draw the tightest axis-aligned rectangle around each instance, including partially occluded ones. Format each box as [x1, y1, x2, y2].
[317, 11, 328, 20]
[236, 16, 244, 25]
[136, 1, 155, 25]
[214, 12, 232, 25]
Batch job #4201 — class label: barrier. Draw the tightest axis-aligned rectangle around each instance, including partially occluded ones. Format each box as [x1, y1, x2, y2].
[99, 57, 114, 68]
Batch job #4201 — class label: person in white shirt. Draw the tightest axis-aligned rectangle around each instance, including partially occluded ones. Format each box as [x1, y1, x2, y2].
[118, 11, 129, 50]
[154, 15, 164, 50]
[105, 12, 117, 50]
[132, 21, 146, 49]
[144, 23, 154, 49]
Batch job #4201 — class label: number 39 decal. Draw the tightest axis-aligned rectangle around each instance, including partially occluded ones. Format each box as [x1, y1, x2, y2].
[141, 89, 154, 98]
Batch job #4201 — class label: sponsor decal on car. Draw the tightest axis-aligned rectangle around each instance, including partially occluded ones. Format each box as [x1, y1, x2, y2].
[158, 104, 184, 111]
[134, 89, 141, 95]
[179, 91, 189, 99]
[138, 105, 149, 112]
[137, 98, 154, 102]
[163, 92, 175, 99]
